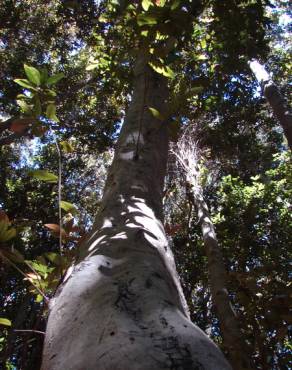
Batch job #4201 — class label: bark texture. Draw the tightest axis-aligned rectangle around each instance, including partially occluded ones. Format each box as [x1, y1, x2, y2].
[188, 184, 253, 370]
[264, 82, 292, 149]
[41, 57, 231, 370]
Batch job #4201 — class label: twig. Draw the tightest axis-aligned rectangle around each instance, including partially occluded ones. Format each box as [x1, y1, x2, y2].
[14, 329, 45, 336]
[0, 251, 49, 303]
[54, 138, 63, 256]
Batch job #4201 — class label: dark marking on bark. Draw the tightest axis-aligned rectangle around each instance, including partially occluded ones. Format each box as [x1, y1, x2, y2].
[163, 299, 174, 306]
[152, 272, 163, 279]
[129, 337, 135, 343]
[49, 354, 57, 360]
[110, 331, 115, 336]
[99, 328, 105, 344]
[160, 316, 168, 328]
[145, 278, 153, 288]
[153, 336, 204, 370]
[114, 280, 141, 321]
[97, 352, 108, 361]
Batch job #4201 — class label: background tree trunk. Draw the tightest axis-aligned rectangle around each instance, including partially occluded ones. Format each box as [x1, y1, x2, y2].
[263, 82, 292, 149]
[187, 183, 253, 370]
[41, 56, 231, 370]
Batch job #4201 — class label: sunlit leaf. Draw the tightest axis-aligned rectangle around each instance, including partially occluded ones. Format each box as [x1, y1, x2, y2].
[156, 0, 166, 7]
[17, 100, 32, 114]
[24, 64, 41, 86]
[47, 73, 65, 85]
[148, 107, 164, 121]
[142, 0, 152, 11]
[14, 79, 37, 90]
[86, 62, 99, 71]
[28, 169, 58, 183]
[148, 63, 175, 79]
[137, 14, 157, 26]
[0, 318, 12, 327]
[60, 201, 77, 213]
[35, 294, 43, 303]
[60, 141, 74, 153]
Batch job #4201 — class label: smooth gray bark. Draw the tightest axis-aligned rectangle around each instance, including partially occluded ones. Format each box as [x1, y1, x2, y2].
[41, 57, 231, 370]
[187, 184, 253, 370]
[264, 82, 292, 149]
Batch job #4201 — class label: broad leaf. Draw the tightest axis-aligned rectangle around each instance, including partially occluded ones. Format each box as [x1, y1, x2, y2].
[148, 63, 175, 79]
[60, 141, 74, 153]
[148, 107, 164, 121]
[24, 64, 41, 86]
[28, 169, 58, 183]
[47, 73, 65, 85]
[142, 0, 152, 11]
[17, 100, 32, 114]
[60, 201, 77, 213]
[86, 62, 99, 71]
[46, 104, 59, 122]
[0, 318, 12, 327]
[137, 14, 157, 26]
[14, 79, 37, 90]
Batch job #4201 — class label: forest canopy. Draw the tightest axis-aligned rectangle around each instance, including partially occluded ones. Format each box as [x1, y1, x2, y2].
[0, 1, 291, 369]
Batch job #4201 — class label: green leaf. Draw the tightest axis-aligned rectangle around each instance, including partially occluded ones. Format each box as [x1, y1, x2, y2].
[14, 79, 37, 90]
[35, 294, 43, 303]
[137, 14, 157, 26]
[157, 0, 166, 7]
[148, 107, 164, 121]
[47, 73, 65, 85]
[17, 100, 32, 114]
[148, 63, 175, 79]
[197, 54, 207, 61]
[60, 141, 74, 153]
[28, 169, 58, 183]
[24, 64, 41, 86]
[60, 201, 77, 213]
[171, 0, 180, 10]
[142, 0, 152, 11]
[46, 104, 59, 122]
[86, 63, 99, 71]
[33, 96, 42, 116]
[0, 318, 12, 327]
[45, 89, 57, 97]
[0, 228, 16, 242]
[40, 68, 48, 84]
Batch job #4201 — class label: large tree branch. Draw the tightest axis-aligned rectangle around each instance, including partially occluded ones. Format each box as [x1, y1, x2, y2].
[264, 82, 292, 149]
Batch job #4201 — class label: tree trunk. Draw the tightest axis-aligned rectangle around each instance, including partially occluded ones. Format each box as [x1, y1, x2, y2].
[188, 183, 253, 370]
[41, 56, 231, 370]
[263, 82, 292, 149]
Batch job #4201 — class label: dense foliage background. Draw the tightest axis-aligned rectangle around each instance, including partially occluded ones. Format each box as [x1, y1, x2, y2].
[0, 1, 291, 369]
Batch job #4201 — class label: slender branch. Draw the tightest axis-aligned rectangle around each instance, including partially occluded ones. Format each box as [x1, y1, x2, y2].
[14, 329, 45, 335]
[54, 138, 63, 256]
[0, 251, 49, 303]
